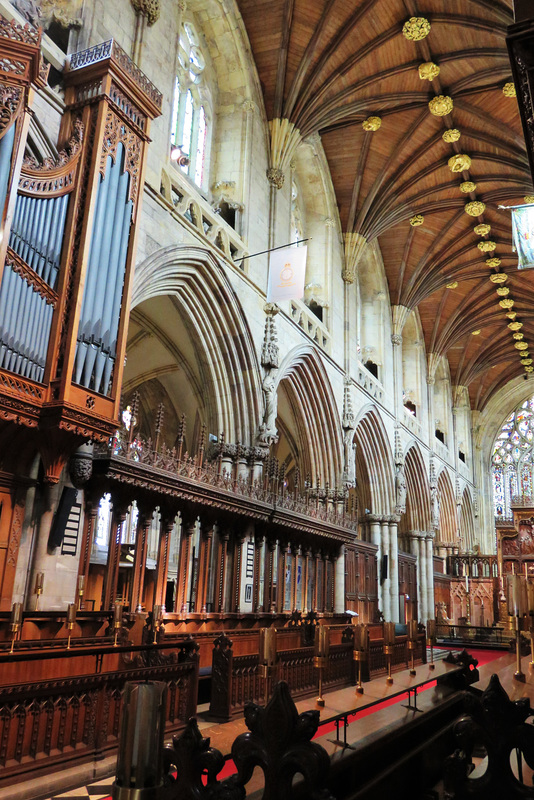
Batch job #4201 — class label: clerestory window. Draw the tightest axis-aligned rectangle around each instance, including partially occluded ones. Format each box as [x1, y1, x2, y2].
[171, 20, 210, 189]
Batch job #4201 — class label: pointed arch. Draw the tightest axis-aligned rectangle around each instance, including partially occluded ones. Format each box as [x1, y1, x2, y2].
[459, 487, 476, 551]
[402, 443, 431, 533]
[275, 345, 342, 485]
[130, 245, 261, 445]
[352, 405, 395, 515]
[437, 468, 458, 544]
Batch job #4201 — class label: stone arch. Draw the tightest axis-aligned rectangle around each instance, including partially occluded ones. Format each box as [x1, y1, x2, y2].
[402, 443, 431, 533]
[459, 487, 476, 551]
[352, 405, 395, 515]
[275, 345, 342, 486]
[401, 310, 426, 418]
[128, 245, 261, 446]
[437, 468, 458, 544]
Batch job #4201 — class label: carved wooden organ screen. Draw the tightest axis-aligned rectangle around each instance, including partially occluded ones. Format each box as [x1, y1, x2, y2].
[0, 26, 162, 480]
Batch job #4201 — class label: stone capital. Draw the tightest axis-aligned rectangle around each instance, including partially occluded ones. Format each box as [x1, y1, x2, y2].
[267, 167, 285, 189]
[391, 333, 403, 346]
[366, 513, 382, 523]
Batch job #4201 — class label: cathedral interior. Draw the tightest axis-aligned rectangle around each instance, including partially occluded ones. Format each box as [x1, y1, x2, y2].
[2, 0, 534, 798]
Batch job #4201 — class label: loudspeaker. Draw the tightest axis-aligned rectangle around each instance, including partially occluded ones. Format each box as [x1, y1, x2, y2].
[381, 554, 388, 582]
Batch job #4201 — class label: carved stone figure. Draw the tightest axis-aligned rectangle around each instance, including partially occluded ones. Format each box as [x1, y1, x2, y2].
[430, 481, 440, 529]
[341, 380, 356, 485]
[258, 371, 278, 445]
[395, 463, 407, 514]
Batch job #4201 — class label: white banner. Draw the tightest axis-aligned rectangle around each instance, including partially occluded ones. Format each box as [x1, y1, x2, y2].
[266, 245, 307, 302]
[511, 204, 534, 269]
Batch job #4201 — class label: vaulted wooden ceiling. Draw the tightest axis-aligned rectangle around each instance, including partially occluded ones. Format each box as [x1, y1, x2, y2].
[237, 0, 533, 411]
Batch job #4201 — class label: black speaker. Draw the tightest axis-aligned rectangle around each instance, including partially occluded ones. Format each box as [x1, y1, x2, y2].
[381, 554, 388, 582]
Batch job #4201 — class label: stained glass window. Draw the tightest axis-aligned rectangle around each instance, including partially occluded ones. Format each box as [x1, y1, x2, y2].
[170, 20, 210, 189]
[492, 398, 534, 518]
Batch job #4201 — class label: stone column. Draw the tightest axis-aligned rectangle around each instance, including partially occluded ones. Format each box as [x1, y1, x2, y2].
[391, 333, 404, 417]
[406, 532, 420, 620]
[381, 518, 391, 620]
[388, 515, 400, 623]
[368, 514, 382, 614]
[426, 375, 435, 444]
[335, 545, 346, 614]
[426, 533, 435, 622]
[418, 534, 428, 623]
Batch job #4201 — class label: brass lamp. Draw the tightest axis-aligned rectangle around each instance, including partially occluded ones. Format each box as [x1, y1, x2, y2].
[408, 619, 418, 676]
[259, 626, 278, 700]
[426, 619, 437, 669]
[384, 621, 396, 684]
[352, 623, 368, 694]
[34, 572, 44, 610]
[527, 579, 534, 668]
[76, 575, 85, 610]
[314, 625, 330, 707]
[507, 574, 527, 681]
[67, 603, 76, 650]
[152, 604, 164, 643]
[113, 602, 123, 646]
[9, 603, 22, 654]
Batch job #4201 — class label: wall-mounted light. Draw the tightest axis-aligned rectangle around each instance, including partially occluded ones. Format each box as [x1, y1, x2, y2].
[170, 145, 190, 167]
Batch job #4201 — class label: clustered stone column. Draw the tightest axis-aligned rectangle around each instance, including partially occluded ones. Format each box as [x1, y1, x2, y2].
[402, 530, 436, 623]
[366, 513, 400, 622]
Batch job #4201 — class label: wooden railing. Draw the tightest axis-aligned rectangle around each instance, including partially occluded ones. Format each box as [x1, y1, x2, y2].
[209, 628, 426, 721]
[436, 623, 508, 647]
[368, 634, 426, 679]
[0, 641, 199, 788]
[209, 637, 355, 721]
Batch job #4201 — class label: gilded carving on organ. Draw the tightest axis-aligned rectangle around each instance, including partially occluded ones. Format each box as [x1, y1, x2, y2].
[0, 86, 23, 137]
[100, 110, 141, 203]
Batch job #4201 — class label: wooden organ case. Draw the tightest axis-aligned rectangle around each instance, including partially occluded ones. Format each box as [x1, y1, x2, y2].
[0, 23, 161, 606]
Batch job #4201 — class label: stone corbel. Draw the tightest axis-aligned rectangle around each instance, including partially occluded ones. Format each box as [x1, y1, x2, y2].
[267, 118, 302, 189]
[343, 232, 366, 284]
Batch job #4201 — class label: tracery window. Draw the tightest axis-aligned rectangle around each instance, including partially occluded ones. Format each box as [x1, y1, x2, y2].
[492, 397, 534, 519]
[170, 20, 210, 189]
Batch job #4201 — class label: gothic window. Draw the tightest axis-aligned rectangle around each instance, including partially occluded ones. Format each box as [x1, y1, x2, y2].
[492, 397, 534, 519]
[171, 20, 211, 189]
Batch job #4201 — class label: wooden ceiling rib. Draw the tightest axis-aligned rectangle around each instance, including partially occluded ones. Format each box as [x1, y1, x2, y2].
[236, 0, 534, 409]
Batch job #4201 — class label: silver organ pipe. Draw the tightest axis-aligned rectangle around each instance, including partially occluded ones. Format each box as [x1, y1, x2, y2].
[74, 143, 133, 396]
[0, 124, 16, 222]
[0, 179, 70, 383]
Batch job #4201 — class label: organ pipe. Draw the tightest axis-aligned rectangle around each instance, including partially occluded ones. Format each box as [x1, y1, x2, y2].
[74, 144, 133, 395]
